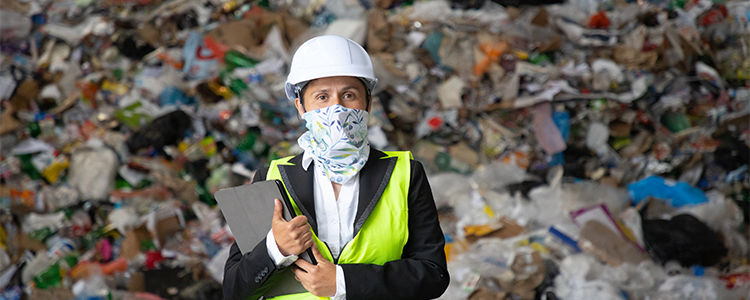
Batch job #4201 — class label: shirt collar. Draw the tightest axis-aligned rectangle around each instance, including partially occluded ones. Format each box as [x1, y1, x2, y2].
[301, 150, 314, 171]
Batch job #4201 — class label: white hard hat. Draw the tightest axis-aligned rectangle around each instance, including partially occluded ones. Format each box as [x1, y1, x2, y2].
[285, 35, 378, 102]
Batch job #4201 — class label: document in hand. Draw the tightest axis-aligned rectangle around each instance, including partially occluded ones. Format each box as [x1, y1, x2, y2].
[215, 179, 316, 263]
[215, 180, 316, 298]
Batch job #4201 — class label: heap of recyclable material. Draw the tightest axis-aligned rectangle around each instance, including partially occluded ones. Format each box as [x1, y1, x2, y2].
[0, 0, 748, 298]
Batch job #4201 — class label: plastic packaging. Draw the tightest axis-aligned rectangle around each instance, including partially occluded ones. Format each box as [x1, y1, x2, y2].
[470, 162, 527, 192]
[628, 176, 709, 207]
[0, 11, 33, 40]
[532, 102, 566, 155]
[32, 263, 62, 289]
[182, 32, 220, 80]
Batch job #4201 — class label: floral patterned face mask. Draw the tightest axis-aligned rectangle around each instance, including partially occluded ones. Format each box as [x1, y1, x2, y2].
[298, 104, 370, 183]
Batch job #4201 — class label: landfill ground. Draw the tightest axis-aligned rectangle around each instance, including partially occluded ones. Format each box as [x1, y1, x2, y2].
[1, 0, 749, 298]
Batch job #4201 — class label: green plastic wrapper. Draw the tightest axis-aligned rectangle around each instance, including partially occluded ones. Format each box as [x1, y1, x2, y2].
[33, 263, 62, 289]
[18, 154, 43, 181]
[224, 50, 258, 70]
[662, 112, 692, 133]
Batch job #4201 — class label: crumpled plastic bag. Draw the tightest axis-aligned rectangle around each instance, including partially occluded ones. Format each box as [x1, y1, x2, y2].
[649, 275, 729, 300]
[470, 162, 528, 192]
[671, 190, 748, 261]
[554, 254, 625, 300]
[555, 253, 667, 300]
[642, 214, 728, 267]
[68, 140, 118, 200]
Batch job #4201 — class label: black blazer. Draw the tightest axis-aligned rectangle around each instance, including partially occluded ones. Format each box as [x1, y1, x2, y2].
[222, 149, 450, 300]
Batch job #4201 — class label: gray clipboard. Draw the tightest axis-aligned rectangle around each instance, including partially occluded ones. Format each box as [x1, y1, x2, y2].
[214, 180, 313, 298]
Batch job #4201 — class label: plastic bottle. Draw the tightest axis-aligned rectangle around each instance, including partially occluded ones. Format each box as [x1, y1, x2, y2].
[46, 236, 76, 258]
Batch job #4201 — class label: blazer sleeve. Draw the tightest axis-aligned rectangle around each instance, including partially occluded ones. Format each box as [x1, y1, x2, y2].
[223, 167, 279, 300]
[340, 160, 450, 300]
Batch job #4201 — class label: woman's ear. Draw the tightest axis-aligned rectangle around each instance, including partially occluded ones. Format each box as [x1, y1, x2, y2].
[295, 97, 305, 117]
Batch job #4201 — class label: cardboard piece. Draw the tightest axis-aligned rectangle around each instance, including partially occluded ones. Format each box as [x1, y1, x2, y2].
[613, 45, 658, 70]
[531, 7, 549, 27]
[0, 108, 21, 135]
[120, 225, 152, 259]
[536, 33, 562, 53]
[154, 215, 181, 248]
[437, 75, 465, 109]
[578, 220, 649, 266]
[207, 18, 266, 57]
[0, 0, 31, 14]
[469, 287, 506, 300]
[449, 142, 479, 167]
[10, 232, 46, 263]
[366, 9, 393, 53]
[127, 271, 146, 292]
[505, 7, 522, 21]
[153, 169, 199, 205]
[465, 217, 525, 243]
[619, 132, 654, 158]
[500, 251, 545, 300]
[138, 23, 162, 47]
[374, 0, 395, 9]
[48, 92, 79, 115]
[280, 11, 307, 43]
[609, 120, 632, 137]
[570, 204, 626, 240]
[29, 287, 75, 300]
[10, 79, 39, 113]
[206, 10, 307, 59]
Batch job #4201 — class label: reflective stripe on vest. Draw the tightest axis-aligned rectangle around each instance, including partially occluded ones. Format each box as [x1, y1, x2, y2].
[264, 151, 412, 300]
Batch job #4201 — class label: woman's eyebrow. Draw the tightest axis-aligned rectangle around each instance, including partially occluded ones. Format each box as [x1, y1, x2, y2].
[310, 88, 329, 94]
[340, 86, 361, 92]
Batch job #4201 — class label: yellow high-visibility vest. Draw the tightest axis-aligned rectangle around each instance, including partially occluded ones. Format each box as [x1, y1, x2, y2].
[263, 151, 412, 300]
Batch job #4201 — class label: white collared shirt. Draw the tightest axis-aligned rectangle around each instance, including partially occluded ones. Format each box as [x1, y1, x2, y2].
[266, 150, 362, 299]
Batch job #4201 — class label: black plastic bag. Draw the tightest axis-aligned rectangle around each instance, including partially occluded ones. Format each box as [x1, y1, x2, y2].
[642, 214, 728, 267]
[126, 110, 193, 155]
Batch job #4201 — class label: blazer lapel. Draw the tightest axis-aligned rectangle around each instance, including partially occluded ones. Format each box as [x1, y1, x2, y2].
[277, 154, 318, 234]
[354, 149, 398, 237]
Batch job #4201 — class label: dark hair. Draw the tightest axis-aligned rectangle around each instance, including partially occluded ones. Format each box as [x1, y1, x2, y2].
[298, 78, 371, 112]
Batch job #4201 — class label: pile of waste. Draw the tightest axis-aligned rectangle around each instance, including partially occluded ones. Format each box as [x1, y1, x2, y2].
[0, 0, 748, 298]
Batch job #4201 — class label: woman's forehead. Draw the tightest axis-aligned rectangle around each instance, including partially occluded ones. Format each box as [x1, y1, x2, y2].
[305, 76, 366, 92]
